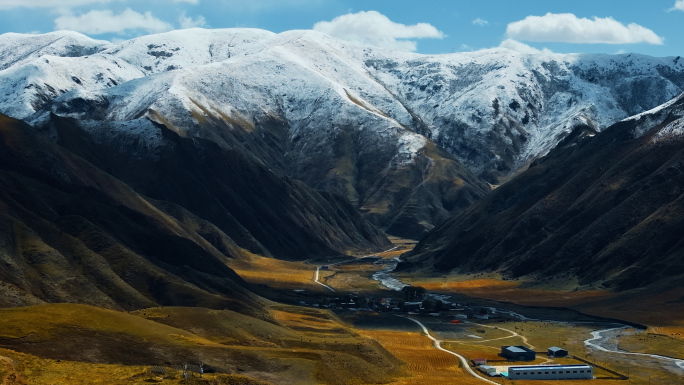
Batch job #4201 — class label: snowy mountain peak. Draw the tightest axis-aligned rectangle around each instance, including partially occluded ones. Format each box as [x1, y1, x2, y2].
[1, 28, 684, 236]
[1, 28, 683, 171]
[0, 30, 111, 71]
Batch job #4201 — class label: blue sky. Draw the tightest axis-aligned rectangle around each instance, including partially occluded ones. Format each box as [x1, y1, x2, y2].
[1, 0, 682, 57]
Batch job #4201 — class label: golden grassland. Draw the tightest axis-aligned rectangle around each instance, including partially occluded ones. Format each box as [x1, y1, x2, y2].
[575, 285, 684, 338]
[400, 275, 613, 307]
[367, 317, 671, 385]
[400, 273, 684, 340]
[320, 268, 384, 293]
[0, 238, 417, 384]
[394, 273, 684, 384]
[0, 348, 269, 385]
[355, 330, 483, 385]
[229, 237, 417, 294]
[226, 252, 321, 292]
[617, 330, 684, 359]
[316, 238, 417, 293]
[444, 319, 683, 385]
[0, 304, 406, 385]
[2, 229, 679, 385]
[356, 326, 627, 385]
[225, 237, 681, 384]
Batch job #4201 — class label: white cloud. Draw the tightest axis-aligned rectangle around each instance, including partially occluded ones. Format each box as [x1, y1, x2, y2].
[313, 10, 444, 52]
[0, 0, 199, 8]
[179, 13, 207, 29]
[506, 13, 664, 45]
[670, 0, 684, 11]
[499, 39, 553, 54]
[0, 0, 111, 9]
[472, 18, 489, 26]
[218, 0, 321, 12]
[55, 8, 173, 35]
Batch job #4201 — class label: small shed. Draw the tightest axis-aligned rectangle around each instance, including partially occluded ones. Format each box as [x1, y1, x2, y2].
[548, 346, 568, 358]
[403, 302, 422, 311]
[501, 345, 536, 361]
[478, 365, 498, 376]
[472, 358, 487, 366]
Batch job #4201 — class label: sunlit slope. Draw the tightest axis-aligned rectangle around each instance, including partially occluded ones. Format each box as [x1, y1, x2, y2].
[0, 304, 403, 385]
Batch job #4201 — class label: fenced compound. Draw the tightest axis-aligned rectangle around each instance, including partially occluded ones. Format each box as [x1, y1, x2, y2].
[150, 366, 167, 376]
[571, 355, 629, 380]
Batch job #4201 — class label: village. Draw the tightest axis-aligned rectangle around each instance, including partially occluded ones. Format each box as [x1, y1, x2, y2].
[231, 244, 679, 384]
[285, 283, 634, 382]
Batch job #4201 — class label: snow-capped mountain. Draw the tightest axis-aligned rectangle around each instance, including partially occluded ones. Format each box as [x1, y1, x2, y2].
[1, 28, 683, 237]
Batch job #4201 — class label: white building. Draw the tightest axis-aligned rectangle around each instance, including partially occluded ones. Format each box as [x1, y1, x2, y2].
[508, 364, 594, 380]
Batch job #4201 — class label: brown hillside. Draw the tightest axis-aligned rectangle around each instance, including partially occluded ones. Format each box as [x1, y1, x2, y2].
[403, 93, 684, 292]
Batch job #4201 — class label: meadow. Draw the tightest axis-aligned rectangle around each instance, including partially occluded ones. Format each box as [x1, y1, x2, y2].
[0, 304, 404, 385]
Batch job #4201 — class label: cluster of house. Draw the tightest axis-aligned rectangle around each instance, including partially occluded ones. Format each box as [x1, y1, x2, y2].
[475, 346, 594, 380]
[298, 293, 496, 318]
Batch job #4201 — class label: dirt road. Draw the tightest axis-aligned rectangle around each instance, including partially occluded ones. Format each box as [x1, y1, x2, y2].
[399, 316, 500, 385]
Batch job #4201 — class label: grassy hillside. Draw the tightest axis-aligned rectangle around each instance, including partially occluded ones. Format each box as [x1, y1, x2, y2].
[0, 304, 403, 384]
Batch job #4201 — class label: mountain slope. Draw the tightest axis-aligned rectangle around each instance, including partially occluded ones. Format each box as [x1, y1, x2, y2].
[43, 114, 391, 259]
[2, 29, 684, 237]
[402, 93, 684, 291]
[0, 112, 389, 311]
[0, 114, 260, 312]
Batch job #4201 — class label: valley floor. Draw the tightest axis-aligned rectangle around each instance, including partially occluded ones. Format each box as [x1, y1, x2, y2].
[1, 238, 682, 384]
[228, 237, 684, 384]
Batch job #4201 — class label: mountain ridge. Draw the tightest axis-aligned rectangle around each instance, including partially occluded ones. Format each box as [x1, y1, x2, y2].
[2, 28, 684, 237]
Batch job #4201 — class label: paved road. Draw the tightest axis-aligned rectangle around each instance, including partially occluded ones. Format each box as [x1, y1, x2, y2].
[313, 266, 335, 292]
[398, 316, 500, 385]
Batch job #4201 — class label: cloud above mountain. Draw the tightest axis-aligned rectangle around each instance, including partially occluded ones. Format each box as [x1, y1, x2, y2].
[313, 10, 444, 52]
[499, 39, 552, 54]
[506, 13, 663, 45]
[179, 12, 207, 29]
[55, 8, 173, 35]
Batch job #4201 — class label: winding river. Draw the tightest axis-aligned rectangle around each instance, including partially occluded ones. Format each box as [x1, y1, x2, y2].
[585, 326, 684, 371]
[371, 257, 408, 291]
